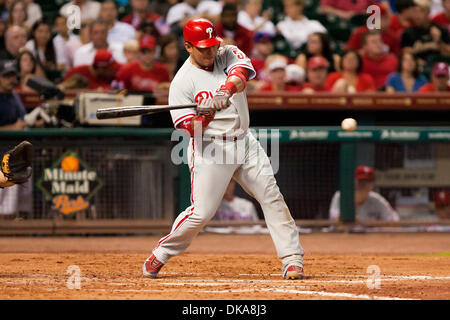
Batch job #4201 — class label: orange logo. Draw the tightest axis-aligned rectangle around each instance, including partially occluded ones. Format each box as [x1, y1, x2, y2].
[52, 195, 89, 215]
[61, 153, 79, 172]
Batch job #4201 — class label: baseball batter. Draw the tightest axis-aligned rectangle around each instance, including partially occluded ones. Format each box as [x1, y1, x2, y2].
[143, 18, 305, 280]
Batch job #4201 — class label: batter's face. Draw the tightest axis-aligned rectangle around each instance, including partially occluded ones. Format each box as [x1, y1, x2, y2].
[186, 43, 219, 68]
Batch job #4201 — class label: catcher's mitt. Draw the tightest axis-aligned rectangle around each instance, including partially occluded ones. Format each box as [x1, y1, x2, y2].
[1, 141, 34, 184]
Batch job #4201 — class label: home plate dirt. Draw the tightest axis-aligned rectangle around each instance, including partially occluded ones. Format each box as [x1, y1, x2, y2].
[0, 233, 449, 300]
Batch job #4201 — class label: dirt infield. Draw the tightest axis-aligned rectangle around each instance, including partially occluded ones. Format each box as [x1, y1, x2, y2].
[0, 233, 449, 300]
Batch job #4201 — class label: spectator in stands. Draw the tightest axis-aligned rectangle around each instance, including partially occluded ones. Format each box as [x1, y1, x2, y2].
[123, 39, 139, 64]
[319, 0, 377, 21]
[65, 19, 90, 68]
[216, 3, 254, 56]
[389, 0, 416, 40]
[213, 180, 259, 221]
[7, 0, 27, 29]
[99, 0, 136, 44]
[302, 56, 330, 93]
[430, 0, 444, 18]
[25, 20, 57, 73]
[250, 32, 275, 81]
[0, 25, 26, 64]
[148, 0, 179, 17]
[295, 32, 338, 73]
[237, 0, 275, 35]
[276, 0, 327, 50]
[15, 49, 45, 92]
[419, 61, 450, 92]
[379, 0, 395, 15]
[0, 60, 27, 130]
[166, 0, 222, 28]
[329, 166, 400, 222]
[0, 60, 31, 217]
[136, 20, 161, 40]
[326, 50, 376, 93]
[285, 63, 305, 86]
[0, 1, 7, 20]
[158, 34, 182, 81]
[431, 0, 450, 34]
[115, 35, 170, 92]
[53, 15, 77, 71]
[385, 52, 428, 92]
[60, 0, 101, 22]
[0, 19, 6, 51]
[346, 3, 400, 55]
[361, 30, 398, 90]
[434, 190, 450, 219]
[260, 55, 302, 92]
[64, 49, 121, 91]
[73, 20, 126, 67]
[402, 0, 450, 65]
[24, 0, 42, 29]
[122, 0, 168, 35]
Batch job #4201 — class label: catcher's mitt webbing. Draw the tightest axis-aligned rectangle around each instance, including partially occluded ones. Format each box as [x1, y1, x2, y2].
[1, 141, 33, 184]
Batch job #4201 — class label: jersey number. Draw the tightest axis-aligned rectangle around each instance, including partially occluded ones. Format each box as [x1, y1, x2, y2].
[232, 49, 245, 59]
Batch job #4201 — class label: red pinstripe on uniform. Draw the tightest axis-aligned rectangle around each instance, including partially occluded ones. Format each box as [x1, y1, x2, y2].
[190, 138, 195, 203]
[155, 138, 196, 249]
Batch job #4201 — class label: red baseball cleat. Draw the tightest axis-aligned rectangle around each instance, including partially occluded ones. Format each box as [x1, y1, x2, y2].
[142, 254, 164, 278]
[284, 265, 305, 280]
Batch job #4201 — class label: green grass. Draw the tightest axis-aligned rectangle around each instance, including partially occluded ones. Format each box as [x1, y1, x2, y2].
[411, 252, 450, 257]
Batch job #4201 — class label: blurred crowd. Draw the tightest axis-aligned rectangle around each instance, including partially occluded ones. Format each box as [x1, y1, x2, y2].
[1, 0, 450, 128]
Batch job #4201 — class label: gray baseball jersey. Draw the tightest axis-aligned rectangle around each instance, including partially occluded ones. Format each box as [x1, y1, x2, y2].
[329, 191, 400, 221]
[169, 45, 256, 137]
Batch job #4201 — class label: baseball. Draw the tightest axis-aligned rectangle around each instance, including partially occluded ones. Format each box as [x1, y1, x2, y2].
[341, 118, 357, 131]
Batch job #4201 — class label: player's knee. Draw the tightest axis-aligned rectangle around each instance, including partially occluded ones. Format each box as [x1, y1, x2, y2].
[259, 181, 284, 204]
[189, 210, 214, 227]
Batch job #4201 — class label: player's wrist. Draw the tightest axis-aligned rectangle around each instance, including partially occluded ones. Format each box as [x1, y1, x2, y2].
[223, 81, 237, 96]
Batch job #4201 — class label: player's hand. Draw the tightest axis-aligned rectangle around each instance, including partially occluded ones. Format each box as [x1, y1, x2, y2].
[197, 97, 215, 115]
[212, 85, 232, 110]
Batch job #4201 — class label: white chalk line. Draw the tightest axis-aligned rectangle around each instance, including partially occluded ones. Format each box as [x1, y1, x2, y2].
[62, 287, 417, 300]
[15, 286, 416, 300]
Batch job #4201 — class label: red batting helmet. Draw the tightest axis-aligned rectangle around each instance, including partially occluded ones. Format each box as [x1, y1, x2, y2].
[183, 18, 222, 48]
[355, 166, 375, 180]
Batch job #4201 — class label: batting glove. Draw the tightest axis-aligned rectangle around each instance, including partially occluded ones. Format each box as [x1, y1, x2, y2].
[197, 97, 215, 115]
[212, 85, 232, 110]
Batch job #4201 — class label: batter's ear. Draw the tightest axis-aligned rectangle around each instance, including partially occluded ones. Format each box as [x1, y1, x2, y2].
[184, 42, 193, 53]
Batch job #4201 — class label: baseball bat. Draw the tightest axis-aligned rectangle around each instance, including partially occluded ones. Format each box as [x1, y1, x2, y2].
[96, 103, 198, 119]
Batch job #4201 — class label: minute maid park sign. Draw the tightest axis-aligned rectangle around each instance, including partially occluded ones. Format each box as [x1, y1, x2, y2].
[37, 150, 103, 215]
